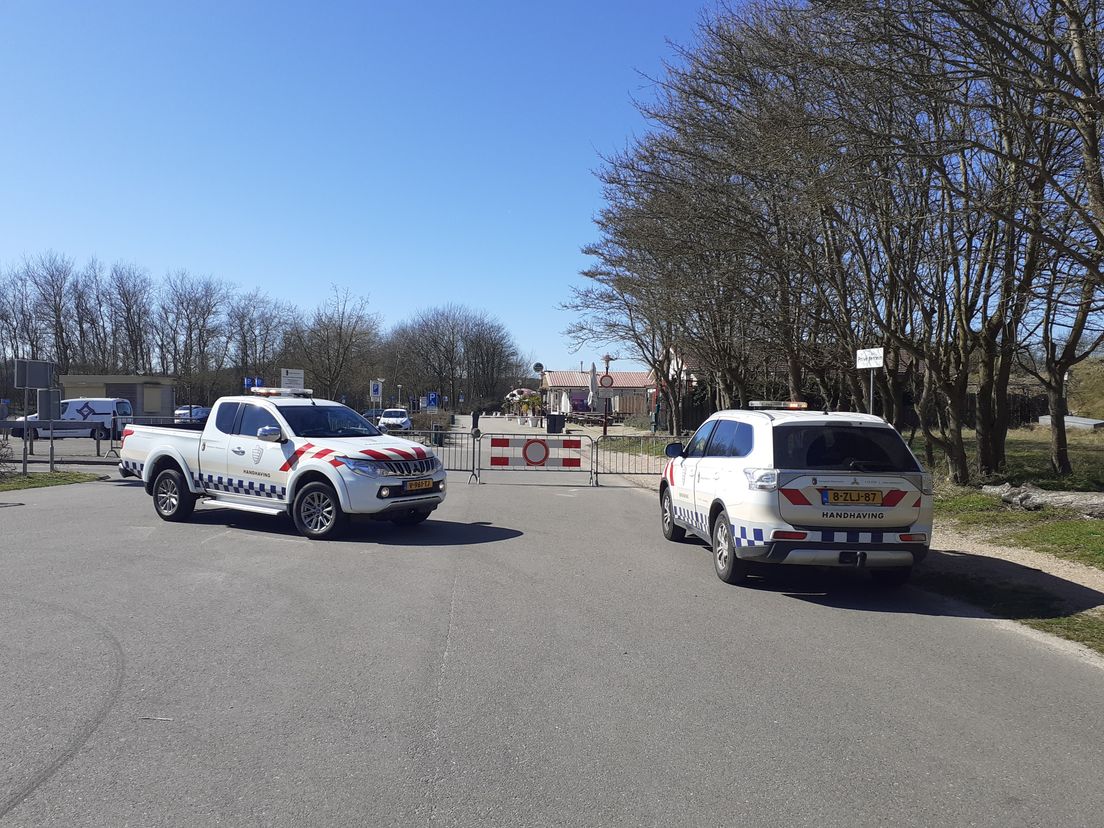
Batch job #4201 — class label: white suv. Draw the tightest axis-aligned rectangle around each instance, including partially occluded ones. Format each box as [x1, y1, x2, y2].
[659, 405, 933, 586]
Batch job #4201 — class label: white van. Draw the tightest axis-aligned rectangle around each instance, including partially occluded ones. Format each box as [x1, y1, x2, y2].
[12, 397, 134, 440]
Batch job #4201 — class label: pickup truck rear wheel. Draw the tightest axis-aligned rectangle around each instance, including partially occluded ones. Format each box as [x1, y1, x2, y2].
[293, 482, 347, 540]
[661, 488, 686, 542]
[153, 468, 196, 522]
[712, 509, 750, 585]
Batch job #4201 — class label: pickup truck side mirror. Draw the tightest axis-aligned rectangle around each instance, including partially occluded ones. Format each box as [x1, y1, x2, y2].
[257, 426, 285, 443]
[664, 441, 685, 458]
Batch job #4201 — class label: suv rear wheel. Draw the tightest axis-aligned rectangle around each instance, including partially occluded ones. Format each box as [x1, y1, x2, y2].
[712, 509, 749, 584]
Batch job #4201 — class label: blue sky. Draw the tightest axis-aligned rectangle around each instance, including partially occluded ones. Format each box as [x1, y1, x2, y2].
[0, 1, 707, 372]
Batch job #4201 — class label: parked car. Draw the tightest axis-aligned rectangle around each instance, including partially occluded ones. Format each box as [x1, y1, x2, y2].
[361, 407, 385, 424]
[120, 388, 446, 539]
[378, 408, 413, 431]
[11, 397, 133, 440]
[660, 402, 933, 586]
[174, 405, 212, 423]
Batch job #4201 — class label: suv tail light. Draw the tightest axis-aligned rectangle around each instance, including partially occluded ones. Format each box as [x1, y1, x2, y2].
[121, 427, 135, 450]
[899, 533, 927, 543]
[921, 473, 933, 495]
[772, 530, 807, 540]
[744, 468, 779, 491]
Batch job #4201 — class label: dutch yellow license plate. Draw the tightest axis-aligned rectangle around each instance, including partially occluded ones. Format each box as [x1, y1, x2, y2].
[405, 479, 434, 492]
[828, 489, 882, 505]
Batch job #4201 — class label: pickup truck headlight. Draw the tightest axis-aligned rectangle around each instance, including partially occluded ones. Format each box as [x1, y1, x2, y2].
[333, 456, 383, 477]
[432, 456, 444, 472]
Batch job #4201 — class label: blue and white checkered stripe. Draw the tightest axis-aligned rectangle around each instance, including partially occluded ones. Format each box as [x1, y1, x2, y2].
[673, 505, 766, 546]
[673, 505, 709, 535]
[672, 505, 911, 546]
[195, 472, 286, 500]
[807, 530, 909, 544]
[121, 459, 144, 475]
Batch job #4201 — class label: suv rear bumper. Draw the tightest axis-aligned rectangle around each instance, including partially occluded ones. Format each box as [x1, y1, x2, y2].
[737, 540, 928, 568]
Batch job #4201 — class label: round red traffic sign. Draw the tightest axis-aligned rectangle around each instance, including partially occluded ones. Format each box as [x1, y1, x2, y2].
[522, 439, 549, 466]
[599, 374, 614, 388]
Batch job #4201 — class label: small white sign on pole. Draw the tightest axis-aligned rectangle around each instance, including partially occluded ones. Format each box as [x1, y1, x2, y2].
[280, 368, 305, 390]
[855, 348, 884, 369]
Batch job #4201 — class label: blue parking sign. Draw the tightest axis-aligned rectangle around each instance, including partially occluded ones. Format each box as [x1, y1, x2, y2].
[254, 377, 264, 388]
[243, 376, 254, 388]
[428, 391, 439, 409]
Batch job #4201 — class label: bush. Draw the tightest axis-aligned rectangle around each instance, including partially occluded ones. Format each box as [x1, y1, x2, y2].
[0, 438, 12, 480]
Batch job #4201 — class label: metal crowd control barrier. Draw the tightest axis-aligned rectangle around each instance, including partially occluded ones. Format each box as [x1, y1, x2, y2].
[593, 435, 673, 486]
[474, 433, 595, 485]
[403, 429, 478, 473]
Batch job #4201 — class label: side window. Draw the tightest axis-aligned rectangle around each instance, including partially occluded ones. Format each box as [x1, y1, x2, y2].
[706, 421, 736, 456]
[237, 404, 280, 437]
[705, 421, 755, 458]
[685, 421, 717, 458]
[731, 422, 754, 457]
[60, 402, 71, 416]
[213, 402, 241, 435]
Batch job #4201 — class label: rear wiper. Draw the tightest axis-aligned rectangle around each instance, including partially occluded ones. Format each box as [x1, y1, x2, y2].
[848, 460, 892, 472]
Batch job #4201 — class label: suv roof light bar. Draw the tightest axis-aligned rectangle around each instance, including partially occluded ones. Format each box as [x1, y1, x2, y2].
[747, 401, 808, 410]
[249, 387, 314, 397]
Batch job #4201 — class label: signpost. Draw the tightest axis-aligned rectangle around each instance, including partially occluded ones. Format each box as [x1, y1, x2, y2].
[856, 347, 885, 415]
[370, 379, 383, 403]
[281, 368, 305, 390]
[15, 358, 57, 475]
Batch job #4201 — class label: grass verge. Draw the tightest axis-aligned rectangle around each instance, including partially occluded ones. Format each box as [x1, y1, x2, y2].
[928, 427, 1104, 491]
[935, 486, 1104, 571]
[0, 471, 103, 492]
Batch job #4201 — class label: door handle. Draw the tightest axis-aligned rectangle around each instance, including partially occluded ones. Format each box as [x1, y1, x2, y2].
[231, 447, 246, 456]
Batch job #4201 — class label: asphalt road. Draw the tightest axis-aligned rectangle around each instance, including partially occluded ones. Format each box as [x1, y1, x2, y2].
[2, 473, 1103, 827]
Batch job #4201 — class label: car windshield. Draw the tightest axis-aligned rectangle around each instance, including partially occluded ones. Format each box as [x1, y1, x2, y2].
[382, 409, 407, 418]
[280, 404, 382, 438]
[773, 424, 921, 472]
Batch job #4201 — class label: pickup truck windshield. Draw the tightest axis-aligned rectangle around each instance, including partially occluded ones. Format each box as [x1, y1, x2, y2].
[280, 404, 382, 438]
[773, 424, 921, 473]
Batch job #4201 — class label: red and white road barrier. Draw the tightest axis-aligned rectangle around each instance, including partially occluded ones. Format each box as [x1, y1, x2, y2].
[487, 437, 583, 467]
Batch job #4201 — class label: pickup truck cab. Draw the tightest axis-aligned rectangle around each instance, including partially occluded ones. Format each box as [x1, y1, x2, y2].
[660, 403, 932, 586]
[120, 388, 446, 539]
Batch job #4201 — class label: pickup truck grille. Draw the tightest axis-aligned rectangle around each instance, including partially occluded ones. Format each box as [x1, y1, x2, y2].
[381, 458, 435, 476]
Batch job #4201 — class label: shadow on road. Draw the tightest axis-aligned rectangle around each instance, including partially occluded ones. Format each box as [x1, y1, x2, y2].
[188, 508, 522, 546]
[685, 540, 1104, 621]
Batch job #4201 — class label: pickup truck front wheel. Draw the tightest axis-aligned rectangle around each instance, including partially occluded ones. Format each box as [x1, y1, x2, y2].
[292, 482, 347, 540]
[153, 468, 196, 522]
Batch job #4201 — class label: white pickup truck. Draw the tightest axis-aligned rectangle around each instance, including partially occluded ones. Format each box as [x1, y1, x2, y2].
[119, 388, 446, 539]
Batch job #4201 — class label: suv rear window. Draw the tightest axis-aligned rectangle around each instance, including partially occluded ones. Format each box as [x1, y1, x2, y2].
[773, 425, 920, 472]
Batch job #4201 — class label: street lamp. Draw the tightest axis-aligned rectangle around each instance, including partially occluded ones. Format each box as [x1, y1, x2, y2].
[398, 384, 403, 409]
